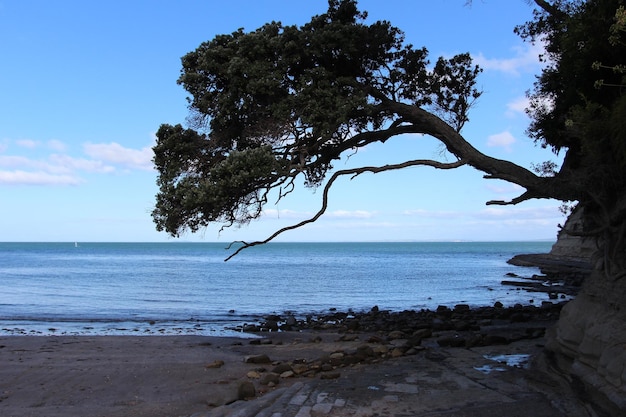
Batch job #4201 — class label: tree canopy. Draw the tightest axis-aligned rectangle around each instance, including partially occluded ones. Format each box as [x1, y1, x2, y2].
[153, 0, 626, 264]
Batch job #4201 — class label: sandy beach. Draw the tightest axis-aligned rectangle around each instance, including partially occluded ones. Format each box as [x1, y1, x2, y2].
[0, 324, 593, 417]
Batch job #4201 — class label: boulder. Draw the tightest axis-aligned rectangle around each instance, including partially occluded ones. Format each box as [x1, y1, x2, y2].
[237, 380, 256, 400]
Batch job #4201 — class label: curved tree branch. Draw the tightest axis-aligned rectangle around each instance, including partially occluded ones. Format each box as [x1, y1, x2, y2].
[224, 158, 467, 260]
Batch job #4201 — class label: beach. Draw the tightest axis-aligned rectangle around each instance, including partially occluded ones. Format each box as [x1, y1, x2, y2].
[0, 306, 592, 417]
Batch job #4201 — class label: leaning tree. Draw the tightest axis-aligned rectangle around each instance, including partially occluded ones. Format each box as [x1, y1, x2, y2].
[153, 0, 626, 407]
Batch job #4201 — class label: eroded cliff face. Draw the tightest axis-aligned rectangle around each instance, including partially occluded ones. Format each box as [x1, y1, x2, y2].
[546, 210, 626, 413]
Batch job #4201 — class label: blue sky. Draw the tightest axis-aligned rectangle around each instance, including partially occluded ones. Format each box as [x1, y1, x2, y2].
[0, 0, 567, 243]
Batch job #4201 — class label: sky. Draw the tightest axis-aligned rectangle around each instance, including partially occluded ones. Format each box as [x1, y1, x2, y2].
[0, 0, 569, 243]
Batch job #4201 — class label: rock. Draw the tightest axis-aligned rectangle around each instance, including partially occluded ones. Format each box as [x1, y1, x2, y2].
[244, 354, 271, 364]
[271, 363, 293, 374]
[390, 347, 405, 358]
[436, 334, 466, 348]
[388, 330, 405, 340]
[237, 380, 256, 400]
[246, 370, 261, 379]
[372, 345, 389, 355]
[412, 328, 432, 339]
[454, 304, 470, 313]
[320, 371, 341, 379]
[292, 364, 309, 375]
[482, 334, 510, 346]
[259, 372, 280, 386]
[264, 320, 279, 331]
[206, 384, 240, 407]
[205, 360, 225, 369]
[355, 344, 375, 360]
[280, 370, 295, 378]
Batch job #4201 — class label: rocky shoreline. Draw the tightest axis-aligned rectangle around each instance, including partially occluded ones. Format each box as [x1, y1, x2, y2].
[239, 251, 590, 354]
[0, 253, 598, 417]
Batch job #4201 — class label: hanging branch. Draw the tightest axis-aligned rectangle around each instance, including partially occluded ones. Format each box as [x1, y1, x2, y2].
[224, 158, 467, 261]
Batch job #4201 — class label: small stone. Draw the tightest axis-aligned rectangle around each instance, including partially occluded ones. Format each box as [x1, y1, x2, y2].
[247, 371, 261, 379]
[372, 345, 389, 355]
[259, 372, 280, 386]
[272, 363, 293, 374]
[205, 360, 225, 369]
[280, 370, 295, 378]
[292, 364, 309, 375]
[412, 328, 432, 339]
[237, 380, 256, 400]
[454, 304, 470, 313]
[388, 330, 405, 340]
[320, 371, 341, 380]
[244, 354, 271, 364]
[391, 347, 405, 358]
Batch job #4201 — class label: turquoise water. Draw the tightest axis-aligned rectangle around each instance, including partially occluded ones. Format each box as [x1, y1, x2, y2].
[0, 241, 554, 336]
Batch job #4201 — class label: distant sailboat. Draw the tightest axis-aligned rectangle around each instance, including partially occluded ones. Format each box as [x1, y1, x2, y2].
[74, 242, 78, 248]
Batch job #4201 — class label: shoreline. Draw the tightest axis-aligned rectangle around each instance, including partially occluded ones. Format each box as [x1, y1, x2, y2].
[0, 306, 591, 417]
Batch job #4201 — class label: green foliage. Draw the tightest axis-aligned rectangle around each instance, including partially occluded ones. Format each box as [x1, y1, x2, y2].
[516, 0, 626, 212]
[517, 1, 626, 162]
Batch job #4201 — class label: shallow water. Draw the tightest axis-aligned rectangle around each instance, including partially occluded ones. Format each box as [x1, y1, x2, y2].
[0, 241, 555, 335]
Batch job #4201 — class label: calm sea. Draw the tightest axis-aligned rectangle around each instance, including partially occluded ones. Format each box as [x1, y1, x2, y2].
[0, 241, 555, 336]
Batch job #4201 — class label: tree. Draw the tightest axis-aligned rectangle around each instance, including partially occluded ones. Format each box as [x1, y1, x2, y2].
[153, 0, 577, 256]
[153, 0, 626, 405]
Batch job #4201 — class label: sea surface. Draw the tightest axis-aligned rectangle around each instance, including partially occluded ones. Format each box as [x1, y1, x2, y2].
[0, 241, 557, 337]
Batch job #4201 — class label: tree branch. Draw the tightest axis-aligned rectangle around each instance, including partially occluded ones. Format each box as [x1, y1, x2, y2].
[224, 158, 467, 261]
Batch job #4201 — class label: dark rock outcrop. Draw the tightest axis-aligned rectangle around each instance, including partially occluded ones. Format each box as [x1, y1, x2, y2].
[510, 209, 625, 414]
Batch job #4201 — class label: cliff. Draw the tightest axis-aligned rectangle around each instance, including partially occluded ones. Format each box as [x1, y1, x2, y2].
[511, 209, 626, 415]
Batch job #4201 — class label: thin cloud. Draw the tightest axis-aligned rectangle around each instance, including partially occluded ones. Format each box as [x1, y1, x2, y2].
[506, 96, 529, 117]
[16, 139, 38, 149]
[84, 142, 154, 171]
[47, 139, 67, 152]
[477, 206, 561, 221]
[0, 170, 82, 186]
[474, 41, 544, 76]
[327, 210, 375, 219]
[402, 209, 464, 219]
[49, 154, 115, 174]
[486, 131, 516, 152]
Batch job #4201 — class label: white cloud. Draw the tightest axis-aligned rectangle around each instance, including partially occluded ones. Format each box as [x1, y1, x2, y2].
[16, 139, 38, 149]
[49, 154, 115, 174]
[327, 210, 375, 219]
[476, 206, 561, 221]
[486, 131, 516, 152]
[84, 142, 154, 171]
[474, 41, 544, 76]
[506, 96, 529, 117]
[47, 139, 67, 152]
[402, 209, 463, 219]
[0, 170, 82, 186]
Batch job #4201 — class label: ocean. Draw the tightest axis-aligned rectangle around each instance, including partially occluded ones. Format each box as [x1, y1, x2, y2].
[0, 241, 555, 337]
